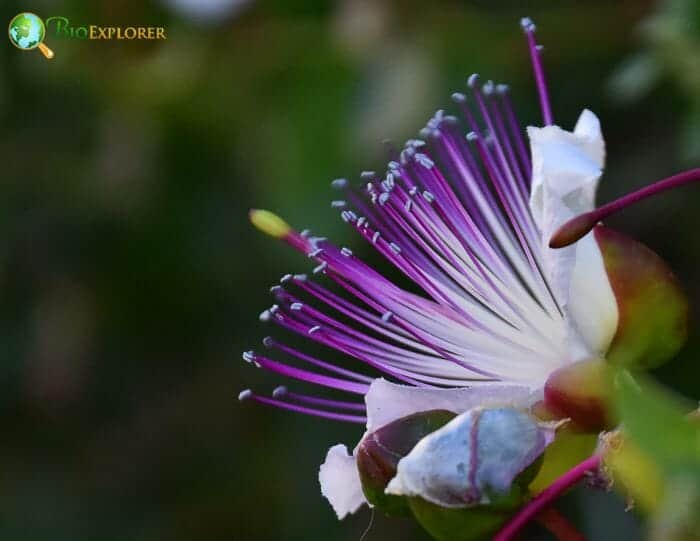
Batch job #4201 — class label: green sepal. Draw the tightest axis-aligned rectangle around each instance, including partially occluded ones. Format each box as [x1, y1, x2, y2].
[595, 226, 688, 370]
[408, 497, 511, 541]
[356, 410, 456, 516]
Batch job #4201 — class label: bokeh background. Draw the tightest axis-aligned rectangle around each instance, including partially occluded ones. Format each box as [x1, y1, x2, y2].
[0, 0, 698, 539]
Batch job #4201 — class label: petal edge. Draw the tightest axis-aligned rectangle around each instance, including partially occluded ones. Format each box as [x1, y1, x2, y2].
[319, 444, 367, 519]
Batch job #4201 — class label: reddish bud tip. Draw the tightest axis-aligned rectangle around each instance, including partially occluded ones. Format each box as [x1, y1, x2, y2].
[544, 359, 613, 432]
[549, 212, 597, 249]
[530, 400, 564, 423]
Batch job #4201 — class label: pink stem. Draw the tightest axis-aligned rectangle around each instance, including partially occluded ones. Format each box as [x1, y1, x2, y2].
[493, 454, 602, 541]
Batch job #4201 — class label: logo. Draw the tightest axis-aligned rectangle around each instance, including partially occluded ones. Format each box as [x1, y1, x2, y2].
[8, 13, 167, 59]
[45, 17, 167, 41]
[8, 12, 54, 59]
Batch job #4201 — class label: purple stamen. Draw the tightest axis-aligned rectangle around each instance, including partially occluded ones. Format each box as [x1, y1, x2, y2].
[265, 338, 374, 383]
[242, 19, 583, 423]
[273, 386, 367, 412]
[271, 299, 433, 386]
[496, 84, 532, 181]
[471, 81, 538, 241]
[245, 391, 367, 424]
[251, 353, 370, 395]
[483, 84, 529, 198]
[326, 275, 502, 380]
[331, 178, 348, 190]
[521, 17, 553, 126]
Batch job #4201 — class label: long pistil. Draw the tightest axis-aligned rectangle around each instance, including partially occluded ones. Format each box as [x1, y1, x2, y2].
[550, 168, 700, 248]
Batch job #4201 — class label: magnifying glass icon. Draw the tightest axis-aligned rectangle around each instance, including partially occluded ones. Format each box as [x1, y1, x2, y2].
[8, 13, 54, 59]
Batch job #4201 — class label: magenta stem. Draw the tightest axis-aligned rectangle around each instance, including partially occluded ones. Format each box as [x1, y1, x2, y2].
[493, 454, 601, 541]
[536, 507, 588, 541]
[524, 26, 553, 125]
[587, 167, 700, 224]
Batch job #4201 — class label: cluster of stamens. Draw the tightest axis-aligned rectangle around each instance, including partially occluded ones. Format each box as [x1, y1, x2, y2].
[239, 17, 700, 424]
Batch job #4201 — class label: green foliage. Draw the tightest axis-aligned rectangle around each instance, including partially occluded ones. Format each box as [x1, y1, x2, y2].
[610, 372, 700, 540]
[615, 371, 698, 469]
[608, 0, 700, 161]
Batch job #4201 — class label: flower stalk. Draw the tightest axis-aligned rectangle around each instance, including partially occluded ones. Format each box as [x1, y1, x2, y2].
[493, 454, 602, 541]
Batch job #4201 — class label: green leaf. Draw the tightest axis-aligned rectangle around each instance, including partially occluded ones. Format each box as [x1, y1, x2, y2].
[615, 371, 699, 469]
[609, 372, 700, 537]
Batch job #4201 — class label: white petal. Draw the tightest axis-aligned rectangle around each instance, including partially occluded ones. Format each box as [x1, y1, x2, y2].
[528, 109, 604, 300]
[319, 444, 366, 519]
[568, 233, 618, 357]
[385, 408, 555, 508]
[364, 378, 537, 431]
[573, 109, 605, 166]
[527, 109, 618, 360]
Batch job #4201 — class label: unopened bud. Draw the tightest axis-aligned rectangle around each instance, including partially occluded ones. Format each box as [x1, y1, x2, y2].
[383, 408, 556, 541]
[386, 408, 555, 508]
[356, 409, 455, 516]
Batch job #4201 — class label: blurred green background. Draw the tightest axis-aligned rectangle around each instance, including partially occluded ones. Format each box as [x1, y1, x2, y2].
[0, 0, 698, 539]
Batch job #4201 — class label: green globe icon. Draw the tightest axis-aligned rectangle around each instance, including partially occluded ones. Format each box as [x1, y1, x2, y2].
[8, 12, 54, 58]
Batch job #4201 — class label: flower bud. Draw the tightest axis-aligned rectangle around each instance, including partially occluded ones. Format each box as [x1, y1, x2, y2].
[544, 358, 614, 431]
[595, 226, 688, 370]
[385, 408, 555, 508]
[381, 408, 556, 541]
[356, 409, 456, 516]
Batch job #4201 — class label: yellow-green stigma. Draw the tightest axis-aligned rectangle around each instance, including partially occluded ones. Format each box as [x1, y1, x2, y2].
[249, 209, 292, 239]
